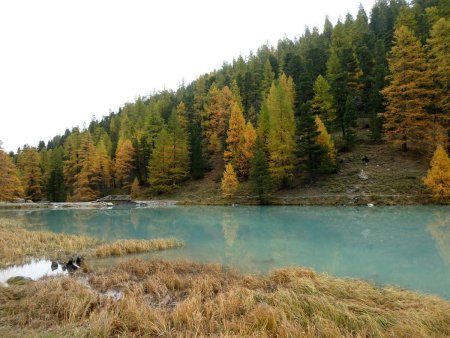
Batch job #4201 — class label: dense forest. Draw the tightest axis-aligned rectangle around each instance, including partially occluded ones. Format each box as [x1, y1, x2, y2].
[1, 0, 449, 203]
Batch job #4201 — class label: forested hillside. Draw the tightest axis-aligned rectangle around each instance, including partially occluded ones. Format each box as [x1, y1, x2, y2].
[1, 0, 449, 203]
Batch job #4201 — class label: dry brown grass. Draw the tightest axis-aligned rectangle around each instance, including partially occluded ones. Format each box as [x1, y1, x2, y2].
[94, 238, 184, 258]
[1, 259, 449, 337]
[0, 225, 98, 268]
[0, 220, 184, 268]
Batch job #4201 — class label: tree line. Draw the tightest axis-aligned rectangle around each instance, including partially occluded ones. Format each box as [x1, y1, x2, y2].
[1, 0, 449, 202]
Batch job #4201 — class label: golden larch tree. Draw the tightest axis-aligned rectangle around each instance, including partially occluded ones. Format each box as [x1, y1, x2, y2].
[224, 102, 246, 166]
[17, 147, 43, 201]
[423, 145, 450, 200]
[380, 25, 436, 153]
[267, 77, 296, 185]
[0, 149, 23, 201]
[115, 138, 135, 191]
[221, 163, 238, 198]
[203, 84, 235, 154]
[239, 122, 257, 178]
[72, 132, 101, 201]
[427, 18, 450, 149]
[315, 116, 337, 167]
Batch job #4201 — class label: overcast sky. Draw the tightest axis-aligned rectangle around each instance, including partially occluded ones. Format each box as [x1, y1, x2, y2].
[0, 0, 375, 153]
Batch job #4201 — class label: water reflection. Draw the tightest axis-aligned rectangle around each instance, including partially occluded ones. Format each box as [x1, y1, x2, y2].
[427, 212, 450, 267]
[0, 260, 67, 285]
[0, 206, 449, 298]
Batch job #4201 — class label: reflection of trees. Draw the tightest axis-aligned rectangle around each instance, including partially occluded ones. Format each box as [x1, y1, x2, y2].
[427, 212, 450, 266]
[222, 212, 239, 247]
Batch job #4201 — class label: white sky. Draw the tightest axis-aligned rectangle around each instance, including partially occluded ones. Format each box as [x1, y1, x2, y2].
[0, 0, 374, 153]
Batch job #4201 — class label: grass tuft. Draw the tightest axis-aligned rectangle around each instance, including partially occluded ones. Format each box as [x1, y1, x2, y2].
[94, 238, 184, 258]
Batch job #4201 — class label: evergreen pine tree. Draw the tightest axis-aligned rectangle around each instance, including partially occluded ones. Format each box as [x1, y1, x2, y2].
[296, 104, 325, 183]
[249, 139, 272, 204]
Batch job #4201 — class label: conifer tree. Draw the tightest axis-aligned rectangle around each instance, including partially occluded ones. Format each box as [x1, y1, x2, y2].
[423, 145, 450, 200]
[231, 79, 244, 111]
[266, 77, 296, 186]
[17, 147, 43, 201]
[63, 129, 82, 197]
[327, 22, 360, 144]
[203, 84, 234, 154]
[311, 75, 335, 128]
[0, 148, 23, 201]
[73, 132, 101, 201]
[221, 163, 238, 198]
[148, 128, 172, 193]
[224, 102, 246, 167]
[261, 59, 275, 99]
[46, 147, 66, 202]
[115, 138, 135, 191]
[239, 122, 256, 178]
[249, 138, 272, 204]
[148, 113, 189, 193]
[176, 101, 189, 131]
[296, 105, 325, 183]
[257, 103, 271, 152]
[189, 122, 206, 179]
[380, 25, 435, 152]
[96, 139, 112, 194]
[427, 18, 450, 149]
[315, 116, 337, 172]
[343, 95, 358, 148]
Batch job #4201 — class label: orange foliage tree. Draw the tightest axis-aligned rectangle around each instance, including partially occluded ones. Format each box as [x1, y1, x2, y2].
[380, 26, 436, 153]
[0, 149, 23, 201]
[423, 145, 450, 200]
[221, 163, 238, 198]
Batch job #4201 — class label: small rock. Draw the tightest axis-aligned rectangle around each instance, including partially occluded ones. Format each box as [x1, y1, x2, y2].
[358, 170, 369, 180]
[51, 261, 59, 271]
[367, 203, 374, 207]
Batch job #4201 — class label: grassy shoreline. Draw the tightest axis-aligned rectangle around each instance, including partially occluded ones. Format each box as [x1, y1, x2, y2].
[0, 221, 184, 268]
[1, 220, 450, 337]
[1, 259, 450, 337]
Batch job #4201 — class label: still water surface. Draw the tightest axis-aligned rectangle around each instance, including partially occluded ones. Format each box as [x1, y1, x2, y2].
[1, 206, 449, 298]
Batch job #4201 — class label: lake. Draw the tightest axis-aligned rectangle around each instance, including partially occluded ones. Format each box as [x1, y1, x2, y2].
[1, 205, 449, 298]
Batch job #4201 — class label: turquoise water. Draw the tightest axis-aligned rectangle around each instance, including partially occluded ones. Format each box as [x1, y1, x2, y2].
[1, 206, 449, 298]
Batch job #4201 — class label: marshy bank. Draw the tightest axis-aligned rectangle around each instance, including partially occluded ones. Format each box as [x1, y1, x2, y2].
[0, 220, 183, 268]
[1, 259, 450, 337]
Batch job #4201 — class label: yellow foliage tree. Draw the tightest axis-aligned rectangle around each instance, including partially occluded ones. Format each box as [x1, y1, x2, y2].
[115, 138, 135, 191]
[221, 163, 238, 198]
[224, 102, 245, 165]
[423, 145, 450, 200]
[17, 147, 43, 201]
[0, 149, 23, 201]
[239, 122, 256, 177]
[72, 132, 101, 202]
[315, 116, 337, 167]
[267, 76, 296, 185]
[380, 26, 436, 153]
[203, 84, 235, 154]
